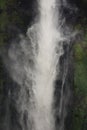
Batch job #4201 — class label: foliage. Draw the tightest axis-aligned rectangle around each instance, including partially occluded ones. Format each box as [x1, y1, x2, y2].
[72, 28, 87, 130]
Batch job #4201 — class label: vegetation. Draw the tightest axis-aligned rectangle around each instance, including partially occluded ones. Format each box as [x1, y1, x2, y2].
[72, 25, 87, 130]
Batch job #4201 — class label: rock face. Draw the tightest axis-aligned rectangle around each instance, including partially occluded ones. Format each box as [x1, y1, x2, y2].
[68, 0, 87, 15]
[54, 42, 74, 130]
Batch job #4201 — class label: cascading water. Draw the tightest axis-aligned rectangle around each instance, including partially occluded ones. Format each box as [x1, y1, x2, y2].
[1, 0, 74, 130]
[28, 1, 64, 130]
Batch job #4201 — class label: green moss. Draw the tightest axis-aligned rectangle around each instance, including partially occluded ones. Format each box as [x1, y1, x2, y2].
[0, 0, 7, 9]
[0, 11, 9, 29]
[72, 107, 86, 130]
[74, 41, 87, 95]
[73, 28, 87, 130]
[74, 44, 85, 61]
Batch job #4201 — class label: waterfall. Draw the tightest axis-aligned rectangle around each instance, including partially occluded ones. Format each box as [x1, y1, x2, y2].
[27, 0, 63, 130]
[1, 0, 73, 130]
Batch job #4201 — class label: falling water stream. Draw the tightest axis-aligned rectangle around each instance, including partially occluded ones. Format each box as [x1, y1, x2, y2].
[2, 0, 73, 130]
[28, 0, 63, 130]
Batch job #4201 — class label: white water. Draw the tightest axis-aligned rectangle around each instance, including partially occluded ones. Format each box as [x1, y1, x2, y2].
[27, 0, 63, 130]
[3, 0, 66, 130]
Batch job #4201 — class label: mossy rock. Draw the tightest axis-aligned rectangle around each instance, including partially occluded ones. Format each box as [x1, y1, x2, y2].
[73, 28, 87, 130]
